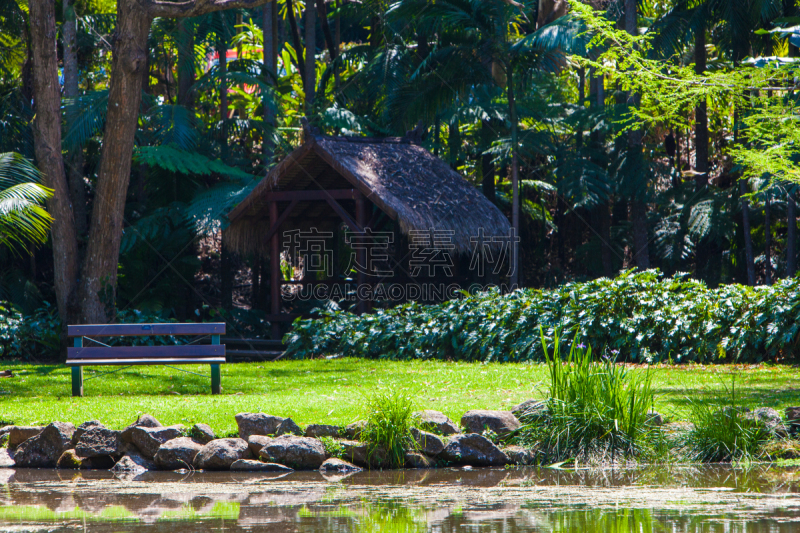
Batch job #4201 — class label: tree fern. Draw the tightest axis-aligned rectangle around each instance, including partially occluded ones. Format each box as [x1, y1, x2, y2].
[133, 145, 252, 179]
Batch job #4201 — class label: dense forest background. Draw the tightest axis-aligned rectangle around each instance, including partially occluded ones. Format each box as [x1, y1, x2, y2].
[1, 0, 799, 337]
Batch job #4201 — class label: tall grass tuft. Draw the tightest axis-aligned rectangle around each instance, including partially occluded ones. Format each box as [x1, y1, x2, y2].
[362, 391, 416, 468]
[517, 327, 659, 464]
[680, 377, 772, 462]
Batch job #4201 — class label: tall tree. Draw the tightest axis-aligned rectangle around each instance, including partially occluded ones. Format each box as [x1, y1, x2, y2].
[28, 0, 80, 324]
[304, 1, 316, 111]
[29, 0, 275, 325]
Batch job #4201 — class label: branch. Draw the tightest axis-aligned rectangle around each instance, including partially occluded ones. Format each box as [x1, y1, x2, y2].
[145, 0, 272, 18]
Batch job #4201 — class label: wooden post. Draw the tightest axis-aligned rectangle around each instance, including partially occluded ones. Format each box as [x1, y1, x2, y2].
[211, 334, 221, 394]
[270, 200, 281, 339]
[356, 195, 367, 314]
[71, 336, 83, 397]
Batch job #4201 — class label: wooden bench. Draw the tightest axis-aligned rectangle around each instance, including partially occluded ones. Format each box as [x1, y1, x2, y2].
[67, 323, 226, 397]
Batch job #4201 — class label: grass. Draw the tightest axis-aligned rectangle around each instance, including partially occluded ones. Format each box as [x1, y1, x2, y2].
[515, 330, 659, 462]
[362, 391, 416, 467]
[1, 359, 799, 437]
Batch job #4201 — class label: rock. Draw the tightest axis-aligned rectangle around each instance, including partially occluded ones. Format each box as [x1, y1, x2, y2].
[414, 411, 460, 436]
[193, 438, 252, 470]
[56, 449, 115, 470]
[247, 435, 273, 456]
[230, 459, 293, 472]
[339, 440, 386, 468]
[129, 426, 184, 459]
[646, 411, 664, 426]
[260, 435, 327, 470]
[6, 426, 44, 449]
[344, 420, 368, 440]
[511, 400, 549, 422]
[112, 452, 156, 473]
[235, 413, 286, 440]
[763, 440, 800, 460]
[745, 407, 789, 437]
[319, 458, 361, 473]
[120, 414, 163, 444]
[663, 421, 695, 437]
[503, 445, 537, 465]
[189, 423, 216, 444]
[404, 452, 434, 469]
[75, 427, 123, 458]
[276, 418, 303, 436]
[305, 424, 342, 439]
[71, 420, 105, 447]
[460, 410, 521, 437]
[0, 448, 14, 468]
[410, 428, 445, 456]
[153, 437, 203, 470]
[13, 422, 75, 468]
[439, 434, 509, 467]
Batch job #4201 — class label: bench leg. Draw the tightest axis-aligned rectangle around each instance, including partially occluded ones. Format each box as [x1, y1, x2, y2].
[71, 366, 84, 397]
[210, 364, 221, 394]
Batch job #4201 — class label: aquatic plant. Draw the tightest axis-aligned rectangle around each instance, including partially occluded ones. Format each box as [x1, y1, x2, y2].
[362, 391, 417, 468]
[515, 328, 659, 463]
[680, 377, 772, 462]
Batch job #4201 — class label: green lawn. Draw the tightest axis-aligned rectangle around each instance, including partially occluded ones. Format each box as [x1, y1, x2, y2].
[1, 359, 798, 436]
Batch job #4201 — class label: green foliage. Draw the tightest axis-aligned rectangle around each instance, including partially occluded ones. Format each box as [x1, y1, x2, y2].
[516, 328, 658, 463]
[133, 145, 251, 180]
[319, 436, 346, 459]
[680, 377, 773, 462]
[0, 153, 52, 252]
[285, 270, 800, 364]
[362, 391, 417, 468]
[0, 302, 60, 361]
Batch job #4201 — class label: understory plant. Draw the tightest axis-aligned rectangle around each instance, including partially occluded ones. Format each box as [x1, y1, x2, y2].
[515, 328, 660, 464]
[361, 391, 417, 468]
[680, 377, 772, 462]
[285, 270, 800, 364]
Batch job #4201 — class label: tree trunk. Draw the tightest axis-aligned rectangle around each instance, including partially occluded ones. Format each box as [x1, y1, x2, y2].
[263, 1, 277, 162]
[481, 120, 495, 202]
[694, 28, 708, 190]
[77, 2, 151, 322]
[765, 196, 772, 285]
[29, 0, 80, 326]
[334, 0, 341, 88]
[304, 1, 316, 111]
[177, 19, 195, 107]
[219, 19, 229, 160]
[508, 65, 520, 288]
[316, 0, 337, 61]
[62, 0, 88, 240]
[788, 190, 797, 278]
[625, 0, 649, 270]
[285, 0, 305, 87]
[740, 180, 756, 285]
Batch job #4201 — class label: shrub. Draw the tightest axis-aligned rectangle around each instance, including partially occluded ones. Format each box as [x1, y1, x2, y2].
[319, 436, 345, 459]
[680, 377, 773, 462]
[0, 301, 60, 361]
[284, 269, 800, 364]
[514, 328, 659, 463]
[361, 391, 417, 468]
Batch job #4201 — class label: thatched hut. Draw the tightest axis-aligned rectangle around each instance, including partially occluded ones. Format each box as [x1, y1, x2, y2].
[226, 132, 510, 337]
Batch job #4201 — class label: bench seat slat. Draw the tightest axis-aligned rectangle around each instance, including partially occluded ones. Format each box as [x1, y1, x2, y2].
[67, 358, 226, 366]
[68, 345, 224, 360]
[68, 323, 225, 337]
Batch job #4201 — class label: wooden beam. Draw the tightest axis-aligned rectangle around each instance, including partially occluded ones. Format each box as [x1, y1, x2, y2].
[325, 196, 363, 234]
[356, 195, 368, 314]
[262, 189, 358, 202]
[262, 199, 298, 244]
[270, 200, 281, 340]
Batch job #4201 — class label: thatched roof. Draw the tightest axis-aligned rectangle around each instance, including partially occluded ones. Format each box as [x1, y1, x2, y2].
[226, 134, 510, 255]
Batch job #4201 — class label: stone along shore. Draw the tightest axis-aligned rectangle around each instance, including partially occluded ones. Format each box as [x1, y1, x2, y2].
[0, 408, 537, 474]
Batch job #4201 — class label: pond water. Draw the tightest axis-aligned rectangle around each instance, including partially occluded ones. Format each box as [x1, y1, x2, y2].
[1, 465, 799, 532]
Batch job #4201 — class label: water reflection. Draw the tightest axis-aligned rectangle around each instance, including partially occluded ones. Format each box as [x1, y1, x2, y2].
[0, 465, 798, 531]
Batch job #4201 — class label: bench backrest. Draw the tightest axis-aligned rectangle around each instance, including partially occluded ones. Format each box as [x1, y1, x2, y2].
[68, 323, 225, 337]
[67, 323, 226, 362]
